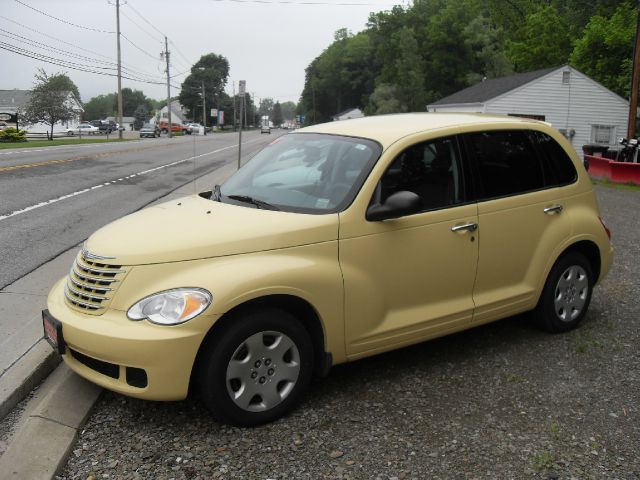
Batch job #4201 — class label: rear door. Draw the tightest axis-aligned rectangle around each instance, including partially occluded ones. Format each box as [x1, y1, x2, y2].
[462, 129, 574, 324]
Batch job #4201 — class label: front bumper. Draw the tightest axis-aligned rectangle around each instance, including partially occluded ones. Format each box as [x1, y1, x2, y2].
[46, 278, 220, 401]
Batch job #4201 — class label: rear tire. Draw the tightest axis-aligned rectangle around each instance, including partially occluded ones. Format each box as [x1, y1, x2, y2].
[533, 251, 594, 333]
[198, 307, 313, 426]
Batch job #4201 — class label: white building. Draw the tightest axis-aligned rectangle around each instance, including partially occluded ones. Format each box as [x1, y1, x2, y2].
[332, 108, 364, 121]
[427, 65, 629, 153]
[106, 116, 135, 131]
[156, 100, 188, 125]
[0, 89, 83, 133]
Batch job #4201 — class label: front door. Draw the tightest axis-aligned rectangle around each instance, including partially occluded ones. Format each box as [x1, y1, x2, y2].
[339, 135, 479, 358]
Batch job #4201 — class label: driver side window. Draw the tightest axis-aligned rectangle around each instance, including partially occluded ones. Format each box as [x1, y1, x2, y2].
[374, 136, 464, 212]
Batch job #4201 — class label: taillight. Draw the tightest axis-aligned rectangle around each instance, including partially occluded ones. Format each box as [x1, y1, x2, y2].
[599, 216, 611, 240]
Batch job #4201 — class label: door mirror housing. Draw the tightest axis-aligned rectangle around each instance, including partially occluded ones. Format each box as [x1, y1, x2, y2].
[583, 158, 590, 171]
[366, 191, 422, 221]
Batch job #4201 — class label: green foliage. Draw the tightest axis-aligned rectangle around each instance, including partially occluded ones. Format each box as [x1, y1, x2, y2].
[366, 83, 405, 115]
[115, 88, 153, 117]
[280, 101, 297, 121]
[83, 93, 115, 120]
[178, 53, 230, 124]
[0, 127, 27, 143]
[133, 104, 149, 130]
[506, 6, 572, 71]
[272, 101, 284, 126]
[22, 69, 80, 140]
[570, 2, 637, 96]
[299, 0, 636, 121]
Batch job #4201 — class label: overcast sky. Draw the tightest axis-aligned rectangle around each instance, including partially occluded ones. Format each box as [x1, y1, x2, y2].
[1, 0, 402, 106]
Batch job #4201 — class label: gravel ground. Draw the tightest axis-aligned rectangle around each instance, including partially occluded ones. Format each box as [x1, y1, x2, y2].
[59, 185, 639, 480]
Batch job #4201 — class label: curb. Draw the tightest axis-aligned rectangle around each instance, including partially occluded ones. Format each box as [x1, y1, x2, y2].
[0, 340, 60, 420]
[0, 364, 101, 479]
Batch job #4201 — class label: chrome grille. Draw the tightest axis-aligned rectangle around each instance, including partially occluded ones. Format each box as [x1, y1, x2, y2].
[64, 250, 128, 314]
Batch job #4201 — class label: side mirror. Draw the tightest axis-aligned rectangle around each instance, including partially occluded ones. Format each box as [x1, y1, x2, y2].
[583, 158, 590, 171]
[366, 191, 422, 221]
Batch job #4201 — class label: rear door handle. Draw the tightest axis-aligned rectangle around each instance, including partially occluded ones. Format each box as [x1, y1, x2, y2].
[451, 222, 478, 233]
[544, 205, 564, 215]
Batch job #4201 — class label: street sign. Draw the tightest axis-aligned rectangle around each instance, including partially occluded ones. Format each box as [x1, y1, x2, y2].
[238, 80, 246, 97]
[210, 108, 218, 117]
[0, 112, 17, 123]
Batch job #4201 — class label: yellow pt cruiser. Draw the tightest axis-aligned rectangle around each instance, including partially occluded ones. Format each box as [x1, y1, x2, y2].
[43, 113, 613, 426]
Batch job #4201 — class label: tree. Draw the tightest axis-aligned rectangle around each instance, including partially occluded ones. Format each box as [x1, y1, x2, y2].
[506, 6, 572, 71]
[366, 83, 405, 115]
[83, 93, 115, 120]
[259, 98, 274, 118]
[272, 102, 284, 126]
[178, 53, 230, 124]
[133, 104, 149, 130]
[114, 88, 153, 117]
[22, 69, 80, 140]
[570, 2, 636, 97]
[280, 101, 297, 121]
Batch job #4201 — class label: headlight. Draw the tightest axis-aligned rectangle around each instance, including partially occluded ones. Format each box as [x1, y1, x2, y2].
[127, 288, 212, 325]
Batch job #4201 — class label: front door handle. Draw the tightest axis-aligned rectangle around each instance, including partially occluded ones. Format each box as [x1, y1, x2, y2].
[451, 222, 478, 233]
[544, 205, 564, 215]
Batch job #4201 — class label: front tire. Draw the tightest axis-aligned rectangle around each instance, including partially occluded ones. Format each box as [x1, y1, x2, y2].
[533, 251, 594, 333]
[198, 308, 313, 426]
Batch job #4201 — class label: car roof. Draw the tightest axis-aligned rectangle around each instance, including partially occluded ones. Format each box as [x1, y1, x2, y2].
[298, 113, 550, 148]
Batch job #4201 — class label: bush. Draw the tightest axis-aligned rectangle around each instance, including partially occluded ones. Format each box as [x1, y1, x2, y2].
[0, 128, 27, 142]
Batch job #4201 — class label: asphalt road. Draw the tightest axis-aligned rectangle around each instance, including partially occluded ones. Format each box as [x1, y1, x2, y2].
[0, 131, 279, 289]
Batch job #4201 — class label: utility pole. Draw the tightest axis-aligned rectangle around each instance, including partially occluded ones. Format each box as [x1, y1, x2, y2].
[237, 80, 245, 170]
[628, 6, 640, 139]
[164, 36, 172, 138]
[116, 0, 123, 139]
[201, 80, 206, 134]
[232, 81, 237, 131]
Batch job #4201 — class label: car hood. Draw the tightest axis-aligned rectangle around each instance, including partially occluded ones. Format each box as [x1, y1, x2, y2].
[84, 194, 339, 265]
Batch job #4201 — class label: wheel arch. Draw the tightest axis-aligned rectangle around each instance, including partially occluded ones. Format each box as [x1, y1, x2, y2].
[562, 240, 601, 284]
[190, 294, 331, 394]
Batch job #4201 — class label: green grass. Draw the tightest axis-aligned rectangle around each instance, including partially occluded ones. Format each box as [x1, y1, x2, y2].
[0, 137, 135, 149]
[533, 451, 556, 471]
[592, 177, 640, 191]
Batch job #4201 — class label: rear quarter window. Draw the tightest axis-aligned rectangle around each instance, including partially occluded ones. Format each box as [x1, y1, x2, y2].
[533, 131, 578, 186]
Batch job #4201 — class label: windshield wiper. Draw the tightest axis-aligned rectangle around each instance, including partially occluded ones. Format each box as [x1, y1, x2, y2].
[226, 194, 280, 211]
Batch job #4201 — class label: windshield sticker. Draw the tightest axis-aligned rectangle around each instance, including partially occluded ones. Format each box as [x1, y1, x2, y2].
[315, 198, 330, 208]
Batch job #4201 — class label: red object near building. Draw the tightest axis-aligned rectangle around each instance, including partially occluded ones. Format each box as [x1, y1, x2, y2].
[585, 155, 640, 185]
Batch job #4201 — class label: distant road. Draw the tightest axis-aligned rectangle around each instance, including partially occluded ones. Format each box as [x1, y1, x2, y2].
[0, 131, 280, 289]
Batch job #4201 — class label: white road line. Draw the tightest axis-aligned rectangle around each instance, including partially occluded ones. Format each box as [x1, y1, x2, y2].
[0, 138, 263, 222]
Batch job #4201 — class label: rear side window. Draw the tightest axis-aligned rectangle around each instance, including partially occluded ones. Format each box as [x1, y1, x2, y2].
[466, 130, 545, 199]
[533, 131, 577, 186]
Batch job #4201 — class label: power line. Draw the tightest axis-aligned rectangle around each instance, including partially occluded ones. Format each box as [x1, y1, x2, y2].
[0, 15, 161, 79]
[120, 9, 164, 45]
[126, 1, 166, 37]
[13, 0, 115, 33]
[0, 28, 165, 83]
[168, 39, 193, 69]
[120, 33, 161, 60]
[0, 40, 181, 88]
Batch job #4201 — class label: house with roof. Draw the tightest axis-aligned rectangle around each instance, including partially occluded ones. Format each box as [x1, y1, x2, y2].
[0, 89, 83, 133]
[156, 100, 188, 125]
[333, 108, 364, 121]
[427, 65, 629, 153]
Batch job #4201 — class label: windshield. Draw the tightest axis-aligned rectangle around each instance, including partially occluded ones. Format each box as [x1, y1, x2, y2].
[220, 133, 381, 214]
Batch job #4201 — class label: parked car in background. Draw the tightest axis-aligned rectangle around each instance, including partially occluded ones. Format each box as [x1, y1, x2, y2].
[185, 123, 205, 135]
[139, 123, 160, 138]
[158, 121, 184, 134]
[43, 113, 612, 427]
[261, 124, 271, 134]
[66, 123, 99, 135]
